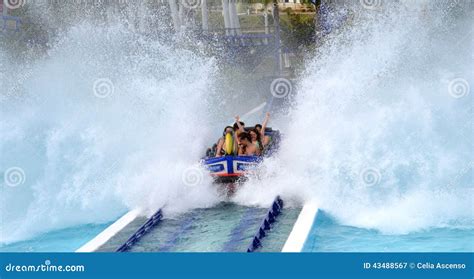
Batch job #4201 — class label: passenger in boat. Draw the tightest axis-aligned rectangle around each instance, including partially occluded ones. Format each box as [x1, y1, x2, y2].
[238, 132, 261, 156]
[255, 112, 271, 147]
[215, 126, 234, 157]
[233, 116, 246, 153]
[233, 116, 245, 133]
[249, 128, 263, 153]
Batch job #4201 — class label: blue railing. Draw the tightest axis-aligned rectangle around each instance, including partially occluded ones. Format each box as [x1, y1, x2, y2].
[247, 196, 284, 252]
[116, 209, 163, 252]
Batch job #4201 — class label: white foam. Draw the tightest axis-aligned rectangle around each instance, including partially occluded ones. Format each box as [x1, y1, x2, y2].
[0, 19, 220, 244]
[234, 1, 473, 235]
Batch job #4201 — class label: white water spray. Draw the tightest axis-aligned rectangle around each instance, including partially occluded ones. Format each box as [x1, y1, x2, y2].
[1, 16, 219, 244]
[235, 1, 473, 234]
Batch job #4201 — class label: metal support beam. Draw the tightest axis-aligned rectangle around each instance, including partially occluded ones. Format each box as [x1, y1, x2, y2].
[168, 0, 181, 31]
[222, 0, 231, 35]
[1, 0, 8, 16]
[201, 0, 209, 31]
[272, 0, 282, 75]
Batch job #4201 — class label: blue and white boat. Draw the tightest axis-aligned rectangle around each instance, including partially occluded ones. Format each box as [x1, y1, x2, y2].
[202, 128, 280, 183]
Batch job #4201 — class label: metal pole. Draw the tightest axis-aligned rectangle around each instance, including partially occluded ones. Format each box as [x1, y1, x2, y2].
[272, 0, 282, 75]
[222, 0, 231, 35]
[2, 0, 8, 16]
[168, 0, 181, 31]
[229, 0, 240, 35]
[264, 12, 269, 45]
[178, 2, 184, 30]
[201, 0, 209, 31]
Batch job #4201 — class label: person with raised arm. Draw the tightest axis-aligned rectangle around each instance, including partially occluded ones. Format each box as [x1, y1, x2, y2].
[254, 112, 271, 148]
[234, 115, 245, 132]
[249, 128, 263, 153]
[237, 132, 261, 156]
[233, 116, 246, 155]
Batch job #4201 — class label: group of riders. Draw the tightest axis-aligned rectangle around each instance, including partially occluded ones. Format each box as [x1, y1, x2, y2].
[215, 112, 271, 157]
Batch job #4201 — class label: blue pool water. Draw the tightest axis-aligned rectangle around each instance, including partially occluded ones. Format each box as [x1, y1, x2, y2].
[0, 223, 112, 252]
[97, 203, 300, 253]
[0, 204, 299, 253]
[303, 211, 474, 252]
[1, 207, 471, 253]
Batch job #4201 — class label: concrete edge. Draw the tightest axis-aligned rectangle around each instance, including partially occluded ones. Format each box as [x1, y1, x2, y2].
[75, 209, 141, 253]
[281, 202, 319, 252]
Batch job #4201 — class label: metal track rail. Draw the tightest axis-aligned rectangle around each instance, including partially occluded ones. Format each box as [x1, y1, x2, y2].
[247, 196, 284, 252]
[116, 209, 163, 252]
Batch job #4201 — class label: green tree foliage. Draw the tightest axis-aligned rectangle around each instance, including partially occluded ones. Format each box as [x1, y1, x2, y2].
[280, 8, 315, 50]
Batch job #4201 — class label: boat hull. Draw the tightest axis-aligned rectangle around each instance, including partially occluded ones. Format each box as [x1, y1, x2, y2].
[202, 156, 262, 183]
[202, 128, 280, 183]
